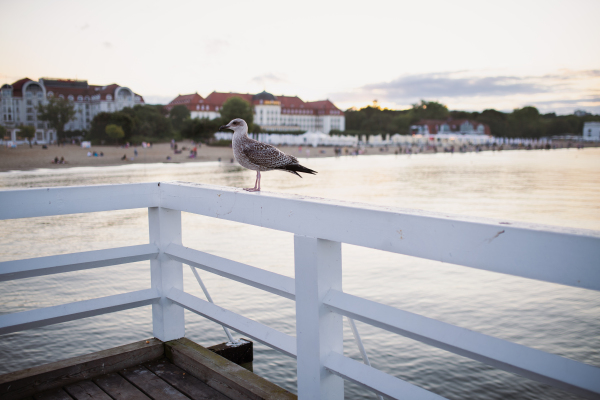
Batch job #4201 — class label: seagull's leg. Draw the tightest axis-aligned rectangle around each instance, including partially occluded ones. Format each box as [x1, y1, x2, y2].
[245, 170, 260, 191]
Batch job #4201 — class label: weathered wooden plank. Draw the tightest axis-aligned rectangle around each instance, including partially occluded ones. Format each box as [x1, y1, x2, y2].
[0, 339, 163, 400]
[119, 366, 189, 400]
[165, 338, 296, 400]
[64, 380, 112, 400]
[145, 359, 230, 400]
[0, 288, 160, 335]
[33, 388, 73, 400]
[0, 244, 159, 282]
[94, 373, 151, 400]
[0, 182, 160, 220]
[161, 182, 600, 292]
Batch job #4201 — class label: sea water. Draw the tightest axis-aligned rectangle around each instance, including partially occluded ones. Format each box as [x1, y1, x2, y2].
[1, 148, 599, 400]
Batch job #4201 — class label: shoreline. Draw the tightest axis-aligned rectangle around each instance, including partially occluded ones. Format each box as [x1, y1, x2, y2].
[1, 139, 597, 173]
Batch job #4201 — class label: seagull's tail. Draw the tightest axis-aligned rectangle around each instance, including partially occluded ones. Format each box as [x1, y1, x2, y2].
[277, 163, 317, 178]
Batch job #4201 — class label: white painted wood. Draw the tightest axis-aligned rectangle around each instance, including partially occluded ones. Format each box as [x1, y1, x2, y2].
[149, 207, 185, 342]
[0, 244, 158, 282]
[0, 288, 159, 335]
[294, 235, 344, 400]
[325, 352, 446, 400]
[0, 183, 160, 220]
[324, 289, 600, 399]
[166, 288, 297, 358]
[347, 318, 384, 400]
[189, 266, 237, 343]
[165, 243, 295, 300]
[160, 182, 600, 292]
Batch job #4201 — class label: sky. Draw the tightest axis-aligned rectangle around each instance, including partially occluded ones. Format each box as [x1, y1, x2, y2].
[1, 0, 599, 114]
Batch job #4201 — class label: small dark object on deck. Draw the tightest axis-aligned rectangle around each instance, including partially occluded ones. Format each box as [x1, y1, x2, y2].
[208, 339, 253, 365]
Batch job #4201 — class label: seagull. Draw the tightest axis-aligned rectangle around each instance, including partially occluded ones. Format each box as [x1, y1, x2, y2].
[219, 118, 317, 192]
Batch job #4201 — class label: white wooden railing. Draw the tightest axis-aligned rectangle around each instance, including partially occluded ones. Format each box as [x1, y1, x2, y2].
[1, 182, 599, 400]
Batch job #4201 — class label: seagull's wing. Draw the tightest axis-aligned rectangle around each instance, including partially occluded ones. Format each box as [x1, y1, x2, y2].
[242, 141, 297, 169]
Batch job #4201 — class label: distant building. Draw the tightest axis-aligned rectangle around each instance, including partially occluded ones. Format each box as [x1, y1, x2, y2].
[583, 122, 600, 141]
[411, 119, 491, 136]
[574, 110, 591, 117]
[1, 78, 144, 143]
[165, 90, 345, 134]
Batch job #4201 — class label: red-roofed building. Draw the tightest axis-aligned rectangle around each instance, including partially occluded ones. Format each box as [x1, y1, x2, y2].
[1, 77, 144, 143]
[411, 119, 491, 136]
[165, 90, 345, 134]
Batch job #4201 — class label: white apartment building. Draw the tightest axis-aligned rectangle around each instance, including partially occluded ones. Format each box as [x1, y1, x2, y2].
[165, 90, 345, 134]
[1, 78, 144, 143]
[583, 121, 600, 141]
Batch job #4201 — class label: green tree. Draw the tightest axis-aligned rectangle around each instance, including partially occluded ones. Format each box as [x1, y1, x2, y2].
[180, 117, 222, 142]
[170, 105, 190, 132]
[121, 105, 173, 140]
[89, 112, 134, 144]
[0, 125, 6, 139]
[105, 124, 125, 144]
[18, 125, 36, 147]
[220, 97, 254, 125]
[410, 100, 449, 121]
[37, 97, 76, 143]
[477, 109, 509, 137]
[509, 106, 542, 138]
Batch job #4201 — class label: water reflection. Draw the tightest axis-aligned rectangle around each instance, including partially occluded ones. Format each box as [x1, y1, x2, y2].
[1, 149, 599, 400]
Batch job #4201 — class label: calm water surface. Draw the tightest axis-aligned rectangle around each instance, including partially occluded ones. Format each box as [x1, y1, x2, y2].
[1, 149, 599, 400]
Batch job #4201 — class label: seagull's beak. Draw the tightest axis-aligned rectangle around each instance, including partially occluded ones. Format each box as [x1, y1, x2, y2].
[219, 124, 230, 131]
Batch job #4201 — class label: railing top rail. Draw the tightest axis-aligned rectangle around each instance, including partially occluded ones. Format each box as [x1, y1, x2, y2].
[0, 182, 160, 220]
[161, 182, 600, 292]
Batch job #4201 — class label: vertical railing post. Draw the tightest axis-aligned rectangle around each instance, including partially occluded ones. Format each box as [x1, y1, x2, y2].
[295, 235, 344, 400]
[149, 207, 185, 342]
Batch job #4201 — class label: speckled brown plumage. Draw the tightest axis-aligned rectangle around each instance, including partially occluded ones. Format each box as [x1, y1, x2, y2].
[220, 118, 316, 191]
[235, 136, 299, 171]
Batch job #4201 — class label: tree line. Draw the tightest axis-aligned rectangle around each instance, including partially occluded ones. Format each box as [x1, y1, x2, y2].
[16, 97, 599, 145]
[87, 96, 261, 145]
[340, 100, 600, 138]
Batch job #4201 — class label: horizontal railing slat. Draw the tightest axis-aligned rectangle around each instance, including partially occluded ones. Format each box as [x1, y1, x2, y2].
[165, 244, 295, 300]
[0, 244, 159, 282]
[160, 182, 600, 292]
[166, 288, 297, 358]
[0, 183, 160, 220]
[0, 288, 159, 335]
[325, 352, 446, 400]
[324, 290, 600, 400]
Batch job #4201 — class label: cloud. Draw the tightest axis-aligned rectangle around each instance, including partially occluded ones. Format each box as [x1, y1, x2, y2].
[334, 72, 549, 103]
[330, 70, 600, 114]
[204, 39, 229, 55]
[251, 73, 286, 86]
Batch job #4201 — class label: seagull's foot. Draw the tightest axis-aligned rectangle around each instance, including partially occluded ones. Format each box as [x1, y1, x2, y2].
[244, 187, 261, 192]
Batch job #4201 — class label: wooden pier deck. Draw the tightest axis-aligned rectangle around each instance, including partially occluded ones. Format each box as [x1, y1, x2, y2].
[0, 338, 296, 400]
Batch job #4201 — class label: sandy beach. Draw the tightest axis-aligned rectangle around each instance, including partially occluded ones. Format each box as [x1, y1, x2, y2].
[1, 140, 596, 173]
[0, 141, 341, 172]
